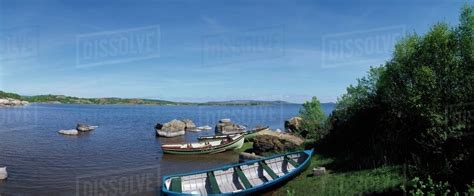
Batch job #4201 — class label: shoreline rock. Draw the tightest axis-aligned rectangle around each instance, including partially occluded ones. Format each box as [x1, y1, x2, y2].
[0, 98, 29, 107]
[252, 129, 305, 154]
[284, 116, 303, 133]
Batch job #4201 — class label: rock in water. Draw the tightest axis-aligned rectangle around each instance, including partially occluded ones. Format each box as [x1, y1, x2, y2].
[58, 129, 79, 135]
[197, 125, 212, 130]
[0, 167, 8, 180]
[76, 124, 98, 132]
[215, 119, 246, 135]
[219, 119, 231, 123]
[182, 119, 196, 130]
[156, 119, 186, 137]
[284, 116, 303, 133]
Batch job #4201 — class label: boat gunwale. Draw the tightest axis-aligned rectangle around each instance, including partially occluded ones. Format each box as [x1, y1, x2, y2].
[197, 126, 269, 141]
[161, 149, 314, 195]
[162, 135, 245, 152]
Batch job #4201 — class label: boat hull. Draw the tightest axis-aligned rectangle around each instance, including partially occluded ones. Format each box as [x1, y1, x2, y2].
[162, 149, 314, 195]
[162, 135, 245, 155]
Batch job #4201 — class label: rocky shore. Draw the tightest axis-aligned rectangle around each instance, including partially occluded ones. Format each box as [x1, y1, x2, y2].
[0, 98, 29, 107]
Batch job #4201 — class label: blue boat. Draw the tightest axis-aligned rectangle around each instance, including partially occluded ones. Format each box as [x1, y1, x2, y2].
[162, 149, 314, 195]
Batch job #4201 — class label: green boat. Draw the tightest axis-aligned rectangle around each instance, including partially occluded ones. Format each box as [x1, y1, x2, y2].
[161, 134, 245, 155]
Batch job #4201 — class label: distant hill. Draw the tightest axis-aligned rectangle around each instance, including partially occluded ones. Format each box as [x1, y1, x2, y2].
[1, 91, 311, 106]
[1, 90, 337, 107]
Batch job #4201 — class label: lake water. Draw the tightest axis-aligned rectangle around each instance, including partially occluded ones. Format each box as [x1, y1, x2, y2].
[0, 103, 334, 195]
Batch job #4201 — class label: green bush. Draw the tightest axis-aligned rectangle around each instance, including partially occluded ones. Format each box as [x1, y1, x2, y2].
[402, 177, 451, 196]
[298, 96, 326, 140]
[320, 4, 474, 191]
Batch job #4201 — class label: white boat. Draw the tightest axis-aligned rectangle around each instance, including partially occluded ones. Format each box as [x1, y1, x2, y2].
[161, 134, 245, 155]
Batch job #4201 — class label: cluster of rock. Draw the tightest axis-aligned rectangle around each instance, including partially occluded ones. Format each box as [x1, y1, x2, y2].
[0, 98, 28, 107]
[58, 123, 98, 136]
[215, 119, 246, 135]
[252, 129, 304, 154]
[155, 119, 199, 137]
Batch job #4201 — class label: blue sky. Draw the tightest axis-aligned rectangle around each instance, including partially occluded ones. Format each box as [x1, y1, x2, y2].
[0, 0, 466, 103]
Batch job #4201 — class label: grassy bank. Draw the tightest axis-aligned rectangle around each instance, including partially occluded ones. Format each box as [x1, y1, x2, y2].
[234, 141, 406, 195]
[234, 142, 253, 153]
[274, 154, 406, 195]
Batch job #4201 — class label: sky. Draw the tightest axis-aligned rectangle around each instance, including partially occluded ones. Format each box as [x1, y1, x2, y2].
[0, 0, 467, 103]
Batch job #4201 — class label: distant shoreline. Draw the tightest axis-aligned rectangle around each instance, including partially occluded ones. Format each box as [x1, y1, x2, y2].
[26, 102, 305, 106]
[2, 90, 335, 106]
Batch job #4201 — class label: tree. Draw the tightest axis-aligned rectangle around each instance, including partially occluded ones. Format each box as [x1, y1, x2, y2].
[299, 96, 326, 140]
[320, 4, 474, 190]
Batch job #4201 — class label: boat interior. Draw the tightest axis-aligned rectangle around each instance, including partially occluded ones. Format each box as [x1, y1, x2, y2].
[164, 152, 307, 195]
[162, 135, 241, 149]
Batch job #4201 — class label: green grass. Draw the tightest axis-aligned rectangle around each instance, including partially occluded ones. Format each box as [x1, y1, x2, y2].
[275, 154, 406, 195]
[235, 142, 253, 153]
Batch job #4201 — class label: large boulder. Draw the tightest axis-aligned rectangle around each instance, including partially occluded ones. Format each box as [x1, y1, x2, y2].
[215, 119, 246, 135]
[182, 119, 197, 130]
[156, 119, 186, 137]
[284, 116, 303, 133]
[252, 129, 304, 154]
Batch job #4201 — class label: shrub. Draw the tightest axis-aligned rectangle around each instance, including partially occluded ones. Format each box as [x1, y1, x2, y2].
[298, 96, 326, 140]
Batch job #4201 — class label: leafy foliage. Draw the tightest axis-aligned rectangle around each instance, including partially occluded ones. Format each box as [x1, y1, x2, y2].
[402, 177, 451, 196]
[318, 4, 474, 191]
[0, 91, 22, 99]
[299, 96, 326, 140]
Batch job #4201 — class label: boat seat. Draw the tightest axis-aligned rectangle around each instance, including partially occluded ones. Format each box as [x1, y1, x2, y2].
[285, 155, 300, 167]
[259, 161, 279, 180]
[214, 168, 244, 193]
[207, 171, 221, 194]
[234, 167, 252, 189]
[170, 177, 182, 193]
[240, 163, 268, 187]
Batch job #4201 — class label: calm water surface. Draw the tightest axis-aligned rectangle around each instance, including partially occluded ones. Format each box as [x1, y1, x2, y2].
[0, 103, 333, 195]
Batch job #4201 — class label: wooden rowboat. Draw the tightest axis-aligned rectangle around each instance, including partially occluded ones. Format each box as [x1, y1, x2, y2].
[161, 134, 245, 155]
[197, 126, 269, 141]
[162, 149, 313, 195]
